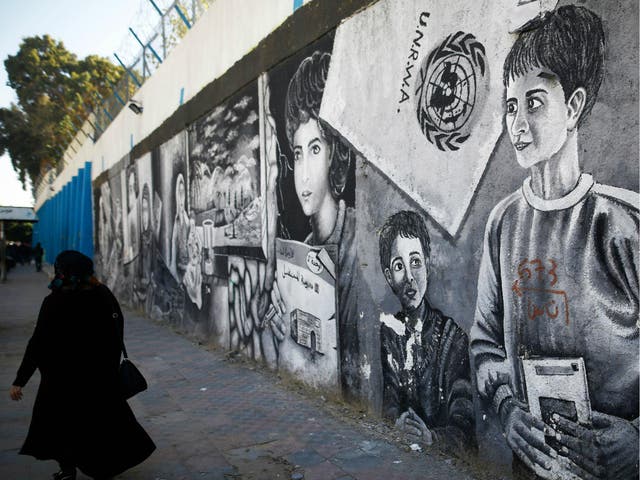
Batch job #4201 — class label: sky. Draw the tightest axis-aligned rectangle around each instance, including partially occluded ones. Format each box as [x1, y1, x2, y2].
[0, 0, 144, 207]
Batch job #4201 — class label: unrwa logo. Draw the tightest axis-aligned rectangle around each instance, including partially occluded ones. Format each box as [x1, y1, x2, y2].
[415, 32, 488, 152]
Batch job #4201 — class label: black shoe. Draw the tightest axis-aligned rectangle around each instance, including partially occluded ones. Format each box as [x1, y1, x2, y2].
[52, 469, 77, 480]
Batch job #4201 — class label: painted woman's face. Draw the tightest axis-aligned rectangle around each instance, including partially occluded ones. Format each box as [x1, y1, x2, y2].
[293, 119, 331, 217]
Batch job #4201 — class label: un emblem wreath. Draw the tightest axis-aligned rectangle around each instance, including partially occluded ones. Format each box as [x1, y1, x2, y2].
[415, 32, 487, 152]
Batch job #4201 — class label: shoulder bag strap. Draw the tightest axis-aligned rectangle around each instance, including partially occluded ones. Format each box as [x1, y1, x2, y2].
[100, 285, 128, 360]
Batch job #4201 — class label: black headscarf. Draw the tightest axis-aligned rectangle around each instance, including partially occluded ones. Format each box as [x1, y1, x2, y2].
[49, 250, 96, 291]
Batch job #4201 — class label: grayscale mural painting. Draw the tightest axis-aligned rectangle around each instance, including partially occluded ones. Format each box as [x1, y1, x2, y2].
[91, 1, 638, 477]
[470, 5, 639, 479]
[266, 37, 359, 392]
[226, 36, 360, 391]
[93, 160, 126, 299]
[187, 83, 263, 336]
[322, 0, 516, 236]
[131, 152, 154, 312]
[378, 210, 475, 453]
[188, 83, 263, 250]
[147, 131, 189, 327]
[122, 160, 140, 267]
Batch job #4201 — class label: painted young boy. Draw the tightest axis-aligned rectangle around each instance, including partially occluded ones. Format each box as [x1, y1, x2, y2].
[379, 210, 475, 451]
[470, 6, 639, 479]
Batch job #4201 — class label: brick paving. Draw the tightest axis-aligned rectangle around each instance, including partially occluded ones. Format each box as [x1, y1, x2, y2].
[0, 265, 475, 480]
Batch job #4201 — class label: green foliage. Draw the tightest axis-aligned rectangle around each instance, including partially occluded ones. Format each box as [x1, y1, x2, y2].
[0, 35, 125, 189]
[164, 1, 210, 55]
[5, 221, 33, 243]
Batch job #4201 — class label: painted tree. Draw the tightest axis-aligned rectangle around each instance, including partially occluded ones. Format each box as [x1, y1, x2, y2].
[0, 35, 124, 188]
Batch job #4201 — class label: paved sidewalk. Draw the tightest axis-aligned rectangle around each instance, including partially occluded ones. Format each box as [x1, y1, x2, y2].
[1, 265, 476, 480]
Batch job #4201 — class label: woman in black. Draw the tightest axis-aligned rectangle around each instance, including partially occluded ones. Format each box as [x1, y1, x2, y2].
[9, 250, 155, 480]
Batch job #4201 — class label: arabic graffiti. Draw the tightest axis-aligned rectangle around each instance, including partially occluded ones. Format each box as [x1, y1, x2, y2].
[514, 258, 558, 286]
[512, 258, 569, 325]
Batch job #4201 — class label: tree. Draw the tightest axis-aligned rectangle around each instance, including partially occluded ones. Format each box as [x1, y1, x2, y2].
[5, 221, 33, 243]
[0, 35, 124, 189]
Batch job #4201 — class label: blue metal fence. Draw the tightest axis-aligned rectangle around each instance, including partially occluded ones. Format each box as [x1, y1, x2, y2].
[33, 162, 93, 264]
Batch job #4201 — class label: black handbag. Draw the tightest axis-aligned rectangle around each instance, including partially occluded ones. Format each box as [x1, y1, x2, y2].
[107, 290, 148, 399]
[119, 342, 148, 399]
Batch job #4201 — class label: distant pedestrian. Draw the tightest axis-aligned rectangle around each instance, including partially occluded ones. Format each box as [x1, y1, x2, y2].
[33, 242, 43, 272]
[9, 250, 155, 480]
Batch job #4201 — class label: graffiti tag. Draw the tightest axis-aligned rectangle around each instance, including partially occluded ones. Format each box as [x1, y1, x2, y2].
[512, 258, 569, 325]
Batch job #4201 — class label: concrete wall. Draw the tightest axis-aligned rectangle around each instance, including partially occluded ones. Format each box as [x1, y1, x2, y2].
[42, 0, 640, 477]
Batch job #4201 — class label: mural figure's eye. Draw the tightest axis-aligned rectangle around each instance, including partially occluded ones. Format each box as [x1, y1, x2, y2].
[392, 261, 404, 272]
[409, 256, 422, 268]
[527, 97, 543, 112]
[293, 149, 302, 163]
[506, 100, 517, 115]
[311, 144, 321, 155]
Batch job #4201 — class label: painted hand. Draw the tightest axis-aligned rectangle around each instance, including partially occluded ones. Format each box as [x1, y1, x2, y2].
[503, 401, 556, 473]
[553, 411, 639, 480]
[269, 278, 287, 343]
[9, 385, 23, 401]
[395, 408, 434, 446]
[476, 360, 510, 400]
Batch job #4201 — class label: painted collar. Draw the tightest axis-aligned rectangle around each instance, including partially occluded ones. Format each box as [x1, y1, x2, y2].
[522, 173, 594, 212]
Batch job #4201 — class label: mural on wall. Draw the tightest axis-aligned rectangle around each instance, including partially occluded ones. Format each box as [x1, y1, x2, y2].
[89, 1, 638, 476]
[227, 255, 278, 364]
[470, 5, 639, 480]
[131, 152, 155, 311]
[225, 34, 361, 392]
[122, 161, 140, 266]
[148, 131, 188, 326]
[223, 34, 364, 393]
[267, 36, 359, 391]
[181, 82, 265, 341]
[226, 79, 280, 367]
[93, 160, 125, 298]
[321, 0, 517, 236]
[378, 211, 475, 452]
[188, 83, 264, 250]
[272, 238, 340, 388]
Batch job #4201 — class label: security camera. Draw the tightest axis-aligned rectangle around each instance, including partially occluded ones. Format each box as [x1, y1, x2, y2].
[128, 99, 143, 115]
